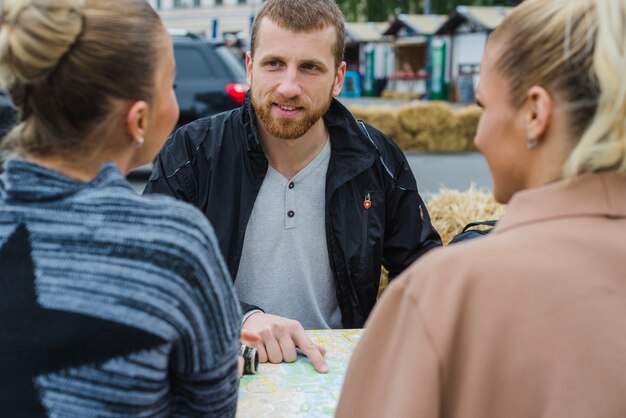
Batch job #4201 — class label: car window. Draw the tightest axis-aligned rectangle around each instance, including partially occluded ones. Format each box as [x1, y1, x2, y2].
[214, 45, 246, 80]
[174, 47, 216, 80]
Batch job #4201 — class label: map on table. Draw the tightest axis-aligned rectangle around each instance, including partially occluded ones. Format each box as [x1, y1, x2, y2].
[237, 329, 363, 418]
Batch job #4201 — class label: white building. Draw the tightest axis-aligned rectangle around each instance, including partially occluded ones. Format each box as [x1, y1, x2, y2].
[148, 0, 262, 39]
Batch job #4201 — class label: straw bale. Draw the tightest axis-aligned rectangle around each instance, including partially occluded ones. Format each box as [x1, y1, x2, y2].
[406, 131, 433, 151]
[348, 105, 399, 138]
[427, 185, 506, 245]
[397, 102, 470, 152]
[348, 105, 370, 122]
[456, 105, 482, 151]
[415, 122, 464, 152]
[365, 107, 399, 138]
[397, 101, 454, 134]
[390, 130, 417, 150]
[377, 267, 389, 300]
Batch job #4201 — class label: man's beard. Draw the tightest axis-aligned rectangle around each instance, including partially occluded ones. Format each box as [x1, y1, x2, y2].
[251, 89, 333, 140]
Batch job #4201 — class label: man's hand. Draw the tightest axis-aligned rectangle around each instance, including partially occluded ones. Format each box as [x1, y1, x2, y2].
[242, 312, 328, 373]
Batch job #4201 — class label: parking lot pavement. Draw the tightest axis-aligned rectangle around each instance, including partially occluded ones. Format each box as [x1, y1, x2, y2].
[128, 152, 492, 197]
[405, 151, 492, 197]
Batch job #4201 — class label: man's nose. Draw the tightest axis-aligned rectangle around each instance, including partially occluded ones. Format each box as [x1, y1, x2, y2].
[276, 69, 301, 98]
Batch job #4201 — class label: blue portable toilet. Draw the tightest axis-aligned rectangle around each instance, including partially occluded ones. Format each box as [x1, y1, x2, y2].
[341, 70, 362, 98]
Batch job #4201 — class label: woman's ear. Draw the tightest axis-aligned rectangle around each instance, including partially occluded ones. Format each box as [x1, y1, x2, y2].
[525, 85, 553, 142]
[126, 100, 148, 146]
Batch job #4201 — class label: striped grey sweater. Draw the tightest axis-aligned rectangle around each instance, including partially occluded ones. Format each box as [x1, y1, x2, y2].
[0, 160, 242, 417]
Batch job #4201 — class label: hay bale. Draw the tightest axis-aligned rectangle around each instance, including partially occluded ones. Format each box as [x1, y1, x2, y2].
[414, 121, 464, 152]
[427, 185, 506, 245]
[390, 130, 415, 150]
[351, 102, 482, 153]
[349, 105, 370, 121]
[397, 101, 454, 134]
[348, 105, 399, 139]
[377, 267, 389, 300]
[455, 105, 482, 151]
[365, 107, 399, 138]
[397, 102, 469, 152]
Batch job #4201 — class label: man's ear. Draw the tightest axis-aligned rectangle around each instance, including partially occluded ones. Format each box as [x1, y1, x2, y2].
[332, 61, 347, 97]
[126, 100, 148, 145]
[245, 51, 253, 86]
[525, 85, 553, 142]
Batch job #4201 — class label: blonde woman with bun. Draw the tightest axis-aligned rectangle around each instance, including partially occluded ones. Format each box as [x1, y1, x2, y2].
[337, 0, 626, 417]
[0, 0, 243, 416]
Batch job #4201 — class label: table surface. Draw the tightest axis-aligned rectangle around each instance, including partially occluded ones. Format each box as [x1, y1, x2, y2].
[237, 329, 363, 418]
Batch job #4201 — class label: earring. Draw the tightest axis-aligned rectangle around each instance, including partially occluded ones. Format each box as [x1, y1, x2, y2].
[133, 136, 144, 148]
[526, 132, 538, 149]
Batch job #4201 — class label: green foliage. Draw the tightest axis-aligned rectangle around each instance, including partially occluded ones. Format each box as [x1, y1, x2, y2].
[337, 0, 523, 22]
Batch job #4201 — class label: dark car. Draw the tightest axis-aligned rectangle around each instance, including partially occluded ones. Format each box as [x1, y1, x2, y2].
[0, 91, 18, 172]
[171, 31, 249, 127]
[0, 91, 17, 140]
[128, 31, 249, 178]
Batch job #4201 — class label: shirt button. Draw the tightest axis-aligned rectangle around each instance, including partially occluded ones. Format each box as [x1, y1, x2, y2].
[288, 182, 295, 189]
[287, 210, 295, 218]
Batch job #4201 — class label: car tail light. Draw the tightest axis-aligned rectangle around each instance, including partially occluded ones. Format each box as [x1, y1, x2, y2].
[225, 83, 249, 105]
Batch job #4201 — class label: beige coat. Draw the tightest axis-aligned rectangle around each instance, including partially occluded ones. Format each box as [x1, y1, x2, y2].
[336, 172, 626, 418]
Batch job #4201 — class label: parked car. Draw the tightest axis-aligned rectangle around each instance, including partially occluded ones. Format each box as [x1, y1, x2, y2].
[0, 91, 17, 172]
[128, 31, 249, 179]
[0, 90, 17, 140]
[171, 30, 249, 127]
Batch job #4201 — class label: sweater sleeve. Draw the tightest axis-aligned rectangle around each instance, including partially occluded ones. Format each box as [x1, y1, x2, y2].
[336, 275, 441, 418]
[165, 206, 242, 416]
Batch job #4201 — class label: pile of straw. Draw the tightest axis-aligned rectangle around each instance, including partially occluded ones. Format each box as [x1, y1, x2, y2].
[426, 185, 505, 245]
[455, 105, 482, 151]
[350, 105, 399, 139]
[377, 185, 504, 297]
[397, 101, 453, 134]
[348, 102, 483, 153]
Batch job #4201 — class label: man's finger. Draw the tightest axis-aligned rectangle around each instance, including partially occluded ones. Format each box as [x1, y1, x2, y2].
[277, 335, 298, 363]
[261, 331, 283, 364]
[293, 329, 328, 373]
[240, 329, 261, 346]
[254, 340, 268, 363]
[317, 344, 327, 356]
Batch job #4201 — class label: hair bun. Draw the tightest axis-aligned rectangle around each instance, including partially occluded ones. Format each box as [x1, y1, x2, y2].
[0, 0, 85, 89]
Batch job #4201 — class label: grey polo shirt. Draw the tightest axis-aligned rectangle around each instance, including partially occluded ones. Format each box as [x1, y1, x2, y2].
[234, 140, 341, 329]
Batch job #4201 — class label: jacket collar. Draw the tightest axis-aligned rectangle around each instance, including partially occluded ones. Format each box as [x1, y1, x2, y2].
[240, 92, 377, 185]
[494, 171, 626, 234]
[0, 159, 130, 203]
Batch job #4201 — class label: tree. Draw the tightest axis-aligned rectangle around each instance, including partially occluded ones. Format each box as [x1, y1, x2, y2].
[337, 0, 524, 22]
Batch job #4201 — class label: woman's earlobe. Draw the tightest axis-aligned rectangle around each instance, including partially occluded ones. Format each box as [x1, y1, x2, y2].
[126, 100, 148, 145]
[526, 85, 553, 138]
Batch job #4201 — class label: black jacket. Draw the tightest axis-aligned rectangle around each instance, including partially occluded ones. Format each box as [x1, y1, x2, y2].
[144, 96, 441, 328]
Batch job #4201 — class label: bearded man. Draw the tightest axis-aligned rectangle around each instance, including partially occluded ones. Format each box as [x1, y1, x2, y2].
[144, 0, 441, 373]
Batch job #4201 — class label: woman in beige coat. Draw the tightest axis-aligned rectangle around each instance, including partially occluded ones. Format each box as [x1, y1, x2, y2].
[336, 0, 626, 417]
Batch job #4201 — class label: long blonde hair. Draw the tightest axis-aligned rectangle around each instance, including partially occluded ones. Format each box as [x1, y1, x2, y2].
[0, 0, 164, 157]
[491, 0, 626, 178]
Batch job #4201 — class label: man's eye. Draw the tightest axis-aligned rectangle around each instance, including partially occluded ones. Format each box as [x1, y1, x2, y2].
[303, 64, 318, 71]
[267, 61, 280, 67]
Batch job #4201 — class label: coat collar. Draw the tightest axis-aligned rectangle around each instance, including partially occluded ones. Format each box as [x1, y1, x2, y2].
[494, 171, 626, 234]
[240, 93, 378, 191]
